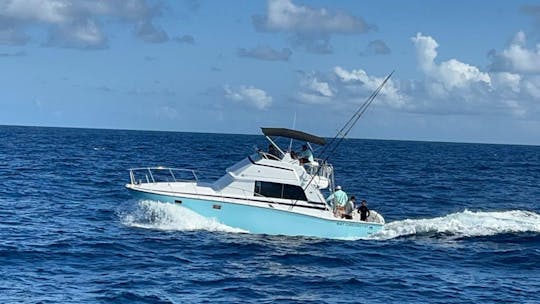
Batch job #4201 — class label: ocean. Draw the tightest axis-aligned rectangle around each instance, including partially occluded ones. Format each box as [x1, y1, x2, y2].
[1, 125, 539, 303]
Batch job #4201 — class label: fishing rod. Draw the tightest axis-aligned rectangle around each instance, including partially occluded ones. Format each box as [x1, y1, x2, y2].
[325, 70, 394, 156]
[295, 70, 395, 209]
[317, 70, 395, 160]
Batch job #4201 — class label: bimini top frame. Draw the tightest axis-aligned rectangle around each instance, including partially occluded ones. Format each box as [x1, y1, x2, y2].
[261, 127, 326, 146]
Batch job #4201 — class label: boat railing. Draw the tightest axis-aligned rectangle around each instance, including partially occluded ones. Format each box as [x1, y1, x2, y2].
[257, 151, 281, 161]
[129, 167, 198, 185]
[306, 158, 333, 178]
[302, 158, 334, 190]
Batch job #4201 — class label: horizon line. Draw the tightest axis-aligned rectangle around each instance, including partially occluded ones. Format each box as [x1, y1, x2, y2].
[1, 123, 538, 148]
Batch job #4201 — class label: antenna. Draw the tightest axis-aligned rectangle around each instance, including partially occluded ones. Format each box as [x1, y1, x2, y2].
[288, 112, 296, 152]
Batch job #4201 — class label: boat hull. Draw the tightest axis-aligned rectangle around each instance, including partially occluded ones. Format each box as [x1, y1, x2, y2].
[128, 188, 383, 239]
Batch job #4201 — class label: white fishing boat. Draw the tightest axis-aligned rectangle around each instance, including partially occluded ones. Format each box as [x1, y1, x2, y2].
[126, 128, 385, 239]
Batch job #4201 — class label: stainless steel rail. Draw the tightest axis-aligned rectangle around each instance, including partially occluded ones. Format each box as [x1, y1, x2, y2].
[129, 167, 198, 184]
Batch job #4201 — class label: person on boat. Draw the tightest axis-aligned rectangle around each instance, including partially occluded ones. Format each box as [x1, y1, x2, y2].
[325, 185, 347, 212]
[358, 199, 370, 221]
[298, 144, 314, 164]
[342, 195, 356, 220]
[268, 144, 279, 158]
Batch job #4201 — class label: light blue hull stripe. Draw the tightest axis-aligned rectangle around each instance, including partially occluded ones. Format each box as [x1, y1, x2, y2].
[129, 190, 383, 239]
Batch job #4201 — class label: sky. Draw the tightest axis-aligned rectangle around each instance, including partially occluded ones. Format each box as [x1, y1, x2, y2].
[1, 0, 540, 145]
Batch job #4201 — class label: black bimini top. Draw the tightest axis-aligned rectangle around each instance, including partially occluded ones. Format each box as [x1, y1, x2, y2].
[261, 127, 326, 146]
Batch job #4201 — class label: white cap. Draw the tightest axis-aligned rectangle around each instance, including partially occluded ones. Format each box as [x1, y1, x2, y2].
[335, 185, 342, 190]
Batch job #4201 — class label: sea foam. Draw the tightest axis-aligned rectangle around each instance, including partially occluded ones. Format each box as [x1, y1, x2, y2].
[123, 201, 540, 241]
[121, 200, 247, 233]
[369, 209, 540, 240]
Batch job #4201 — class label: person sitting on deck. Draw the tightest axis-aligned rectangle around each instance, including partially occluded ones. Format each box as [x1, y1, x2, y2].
[325, 186, 347, 215]
[358, 199, 370, 221]
[342, 196, 356, 220]
[298, 144, 314, 164]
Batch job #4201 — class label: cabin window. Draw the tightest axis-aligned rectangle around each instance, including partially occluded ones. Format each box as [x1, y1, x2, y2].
[254, 181, 307, 201]
[282, 184, 307, 201]
[259, 181, 283, 198]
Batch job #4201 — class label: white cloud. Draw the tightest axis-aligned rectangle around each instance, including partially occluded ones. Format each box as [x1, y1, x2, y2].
[291, 30, 540, 119]
[411, 33, 438, 72]
[412, 32, 491, 90]
[491, 72, 521, 93]
[224, 85, 273, 110]
[45, 18, 107, 49]
[0, 0, 165, 48]
[295, 73, 334, 104]
[441, 59, 491, 88]
[294, 67, 405, 109]
[524, 77, 540, 98]
[254, 0, 370, 34]
[334, 66, 405, 107]
[489, 31, 540, 73]
[408, 32, 540, 117]
[253, 0, 372, 54]
[2, 0, 70, 24]
[304, 76, 334, 97]
[292, 32, 539, 118]
[296, 92, 332, 104]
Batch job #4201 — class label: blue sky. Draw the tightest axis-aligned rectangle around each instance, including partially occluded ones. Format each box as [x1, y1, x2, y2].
[1, 0, 540, 145]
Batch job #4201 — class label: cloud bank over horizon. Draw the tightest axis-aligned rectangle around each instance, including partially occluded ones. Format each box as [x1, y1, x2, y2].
[0, 0, 539, 145]
[291, 31, 538, 120]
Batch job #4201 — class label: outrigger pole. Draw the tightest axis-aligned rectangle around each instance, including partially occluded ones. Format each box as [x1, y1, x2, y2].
[317, 70, 395, 160]
[297, 70, 395, 206]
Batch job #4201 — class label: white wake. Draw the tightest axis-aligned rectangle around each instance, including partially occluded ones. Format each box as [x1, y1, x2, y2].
[370, 209, 540, 240]
[121, 200, 247, 233]
[121, 203, 540, 240]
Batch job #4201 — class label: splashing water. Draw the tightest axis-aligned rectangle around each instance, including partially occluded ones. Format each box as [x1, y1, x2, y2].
[370, 210, 540, 240]
[122, 201, 540, 241]
[121, 200, 247, 233]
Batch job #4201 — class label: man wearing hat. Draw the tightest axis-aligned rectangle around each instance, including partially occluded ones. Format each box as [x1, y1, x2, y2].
[325, 185, 348, 216]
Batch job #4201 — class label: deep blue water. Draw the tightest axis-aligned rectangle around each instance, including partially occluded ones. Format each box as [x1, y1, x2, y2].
[1, 125, 540, 303]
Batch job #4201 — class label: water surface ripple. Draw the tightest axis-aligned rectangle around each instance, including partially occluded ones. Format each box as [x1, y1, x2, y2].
[1, 126, 539, 303]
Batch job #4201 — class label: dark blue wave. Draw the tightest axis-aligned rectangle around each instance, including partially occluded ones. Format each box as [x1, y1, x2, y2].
[1, 125, 539, 303]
